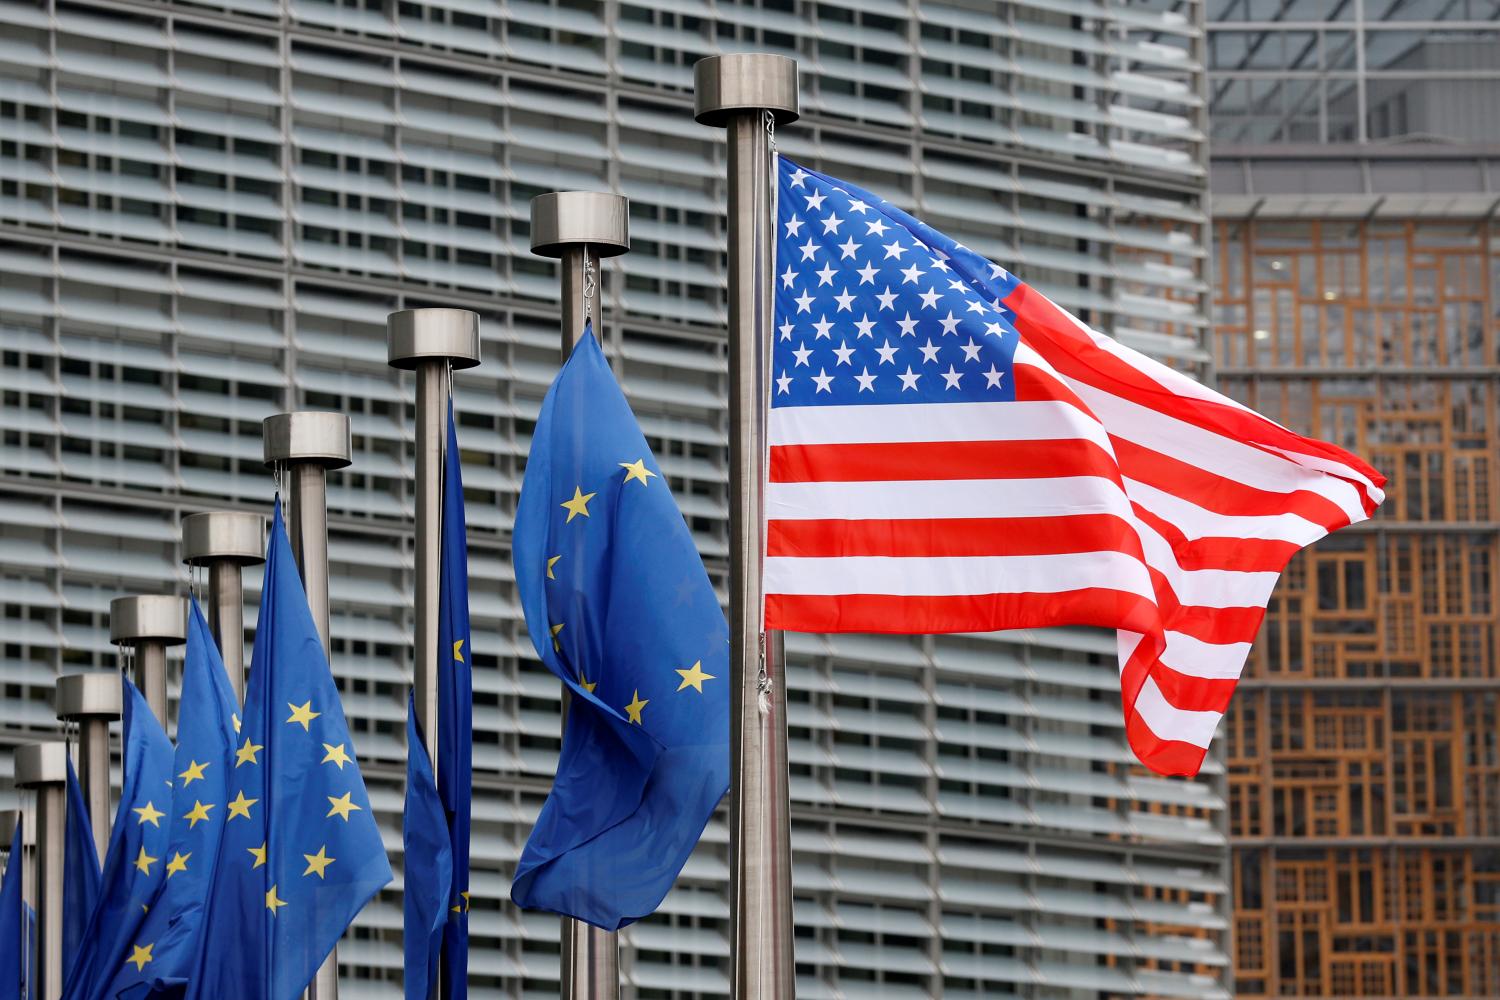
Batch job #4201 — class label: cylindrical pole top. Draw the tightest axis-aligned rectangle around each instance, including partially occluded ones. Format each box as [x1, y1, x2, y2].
[529, 192, 631, 258]
[55, 673, 122, 721]
[386, 309, 482, 371]
[693, 54, 800, 128]
[109, 595, 187, 645]
[14, 742, 68, 787]
[262, 411, 352, 469]
[0, 809, 20, 846]
[182, 511, 266, 566]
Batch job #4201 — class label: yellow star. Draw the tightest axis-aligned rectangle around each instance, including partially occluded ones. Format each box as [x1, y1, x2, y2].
[450, 890, 471, 914]
[165, 852, 190, 878]
[247, 841, 267, 869]
[182, 800, 214, 829]
[619, 458, 657, 486]
[235, 738, 263, 768]
[326, 792, 362, 821]
[675, 660, 716, 693]
[226, 790, 258, 821]
[286, 701, 321, 731]
[177, 760, 208, 787]
[321, 743, 352, 769]
[546, 555, 561, 580]
[578, 672, 597, 694]
[452, 638, 465, 663]
[232, 713, 241, 734]
[133, 801, 164, 827]
[550, 623, 564, 652]
[265, 885, 287, 915]
[126, 943, 154, 971]
[624, 690, 649, 726]
[560, 486, 596, 523]
[134, 846, 158, 876]
[302, 846, 335, 879]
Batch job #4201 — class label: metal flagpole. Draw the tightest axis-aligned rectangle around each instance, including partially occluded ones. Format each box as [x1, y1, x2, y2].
[108, 595, 187, 727]
[693, 53, 800, 999]
[263, 410, 351, 1000]
[15, 741, 67, 1000]
[385, 307, 480, 998]
[54, 674, 122, 862]
[182, 511, 267, 702]
[528, 189, 630, 1000]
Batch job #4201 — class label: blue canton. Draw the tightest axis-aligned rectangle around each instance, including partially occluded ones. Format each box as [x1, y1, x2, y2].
[773, 158, 1022, 409]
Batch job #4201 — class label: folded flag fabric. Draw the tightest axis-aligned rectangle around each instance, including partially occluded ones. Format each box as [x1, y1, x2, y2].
[60, 678, 174, 1000]
[181, 500, 392, 1000]
[767, 158, 1385, 776]
[402, 693, 452, 1000]
[63, 756, 100, 968]
[1, 817, 24, 1000]
[511, 327, 730, 930]
[111, 598, 239, 1000]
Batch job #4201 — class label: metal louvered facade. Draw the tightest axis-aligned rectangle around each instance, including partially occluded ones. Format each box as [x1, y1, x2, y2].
[0, 0, 1227, 996]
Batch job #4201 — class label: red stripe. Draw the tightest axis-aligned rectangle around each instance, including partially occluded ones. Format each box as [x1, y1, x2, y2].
[1123, 712, 1210, 777]
[769, 438, 1122, 485]
[766, 588, 1160, 637]
[1149, 566, 1269, 645]
[1131, 503, 1300, 574]
[768, 513, 1141, 559]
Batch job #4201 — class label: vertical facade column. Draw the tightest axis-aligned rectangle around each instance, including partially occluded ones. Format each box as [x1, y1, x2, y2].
[385, 309, 481, 766]
[262, 410, 351, 1000]
[108, 595, 188, 727]
[182, 511, 267, 702]
[692, 53, 800, 999]
[529, 190, 631, 1000]
[54, 673, 122, 862]
[15, 742, 68, 1000]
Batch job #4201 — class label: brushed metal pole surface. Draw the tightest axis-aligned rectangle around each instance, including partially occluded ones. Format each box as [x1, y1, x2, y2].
[207, 560, 246, 701]
[724, 110, 796, 1000]
[33, 783, 63, 1000]
[135, 640, 168, 726]
[285, 462, 337, 1000]
[414, 358, 445, 770]
[77, 717, 110, 862]
[555, 242, 621, 1000]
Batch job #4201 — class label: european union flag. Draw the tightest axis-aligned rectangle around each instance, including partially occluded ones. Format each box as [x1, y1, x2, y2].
[61, 678, 173, 1000]
[402, 694, 451, 1000]
[511, 327, 729, 930]
[1, 817, 24, 1000]
[63, 756, 100, 966]
[182, 500, 391, 1000]
[110, 599, 238, 1000]
[437, 400, 472, 993]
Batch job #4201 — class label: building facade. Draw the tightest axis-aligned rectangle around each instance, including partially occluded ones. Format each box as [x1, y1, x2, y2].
[1207, 1, 1500, 995]
[0, 0, 1228, 996]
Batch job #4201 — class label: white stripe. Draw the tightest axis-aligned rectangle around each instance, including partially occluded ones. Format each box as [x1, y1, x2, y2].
[1160, 631, 1252, 681]
[769, 399, 1114, 455]
[765, 551, 1157, 602]
[1131, 677, 1222, 749]
[767, 476, 1134, 522]
[1261, 443, 1386, 505]
[1132, 514, 1282, 609]
[1064, 381, 1369, 524]
[1124, 477, 1329, 546]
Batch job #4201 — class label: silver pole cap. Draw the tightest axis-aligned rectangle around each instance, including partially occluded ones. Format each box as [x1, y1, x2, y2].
[262, 411, 352, 469]
[182, 511, 266, 566]
[529, 192, 631, 259]
[693, 53, 800, 128]
[386, 309, 482, 371]
[55, 673, 122, 721]
[0, 809, 19, 846]
[109, 595, 188, 646]
[14, 742, 69, 787]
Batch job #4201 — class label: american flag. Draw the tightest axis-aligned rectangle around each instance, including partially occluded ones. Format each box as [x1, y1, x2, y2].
[767, 159, 1385, 777]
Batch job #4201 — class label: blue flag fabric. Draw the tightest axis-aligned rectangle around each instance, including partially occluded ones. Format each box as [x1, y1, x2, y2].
[402, 695, 452, 1000]
[437, 400, 472, 994]
[1, 819, 24, 1000]
[61, 678, 174, 1000]
[182, 500, 392, 1000]
[110, 599, 239, 1000]
[511, 327, 730, 930]
[63, 757, 101, 967]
